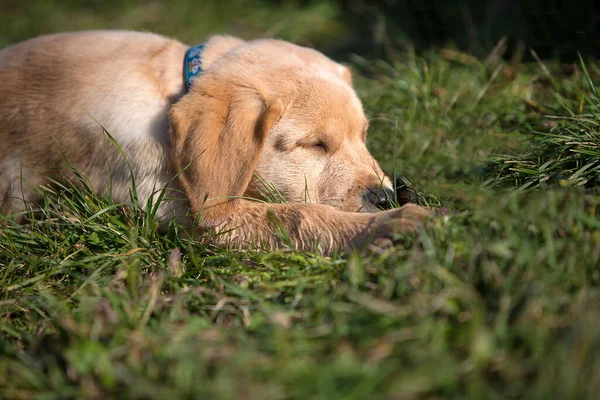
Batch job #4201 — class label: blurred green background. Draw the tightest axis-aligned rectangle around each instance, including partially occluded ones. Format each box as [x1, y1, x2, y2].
[2, 0, 599, 60]
[0, 0, 349, 52]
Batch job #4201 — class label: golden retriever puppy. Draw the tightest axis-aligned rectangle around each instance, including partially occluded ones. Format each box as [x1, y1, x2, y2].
[0, 30, 429, 253]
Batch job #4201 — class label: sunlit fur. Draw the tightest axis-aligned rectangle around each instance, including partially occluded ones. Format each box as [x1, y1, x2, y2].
[0, 31, 428, 253]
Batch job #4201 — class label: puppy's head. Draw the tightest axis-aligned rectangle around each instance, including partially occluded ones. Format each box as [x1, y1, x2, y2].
[250, 61, 393, 212]
[169, 36, 394, 224]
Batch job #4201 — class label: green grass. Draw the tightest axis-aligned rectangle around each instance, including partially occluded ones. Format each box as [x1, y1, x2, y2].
[1, 1, 600, 398]
[484, 58, 600, 191]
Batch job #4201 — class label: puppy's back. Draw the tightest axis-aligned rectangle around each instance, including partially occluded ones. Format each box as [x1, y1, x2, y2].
[0, 31, 188, 221]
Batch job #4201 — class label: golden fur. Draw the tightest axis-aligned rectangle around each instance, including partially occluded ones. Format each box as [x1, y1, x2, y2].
[0, 30, 429, 253]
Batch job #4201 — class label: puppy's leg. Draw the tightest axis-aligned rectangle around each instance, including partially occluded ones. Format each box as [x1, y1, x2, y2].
[0, 164, 47, 223]
[203, 201, 429, 254]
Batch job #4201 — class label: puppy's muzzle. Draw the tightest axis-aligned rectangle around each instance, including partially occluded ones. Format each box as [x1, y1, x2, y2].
[363, 187, 395, 210]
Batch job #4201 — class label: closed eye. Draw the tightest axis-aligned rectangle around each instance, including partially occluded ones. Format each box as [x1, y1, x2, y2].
[296, 138, 328, 153]
[313, 140, 328, 152]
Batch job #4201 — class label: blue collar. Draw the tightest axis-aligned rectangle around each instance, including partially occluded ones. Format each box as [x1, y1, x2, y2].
[184, 43, 205, 91]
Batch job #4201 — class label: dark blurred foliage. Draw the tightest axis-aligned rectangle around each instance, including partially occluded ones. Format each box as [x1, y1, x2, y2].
[329, 0, 600, 61]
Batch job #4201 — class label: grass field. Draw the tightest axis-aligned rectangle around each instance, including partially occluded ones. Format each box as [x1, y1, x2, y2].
[1, 1, 600, 398]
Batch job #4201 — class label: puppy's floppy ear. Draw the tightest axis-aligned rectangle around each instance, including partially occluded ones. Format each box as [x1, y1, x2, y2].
[169, 75, 285, 224]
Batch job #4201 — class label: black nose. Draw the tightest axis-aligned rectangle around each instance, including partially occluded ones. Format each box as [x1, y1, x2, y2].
[363, 187, 395, 210]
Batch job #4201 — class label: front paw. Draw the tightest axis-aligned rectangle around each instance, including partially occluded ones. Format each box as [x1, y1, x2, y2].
[373, 203, 432, 236]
